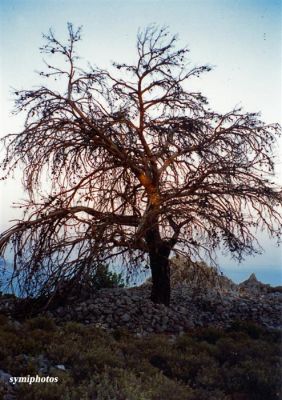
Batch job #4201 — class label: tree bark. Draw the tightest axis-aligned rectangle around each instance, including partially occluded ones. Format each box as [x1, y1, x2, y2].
[148, 241, 171, 306]
[144, 212, 172, 306]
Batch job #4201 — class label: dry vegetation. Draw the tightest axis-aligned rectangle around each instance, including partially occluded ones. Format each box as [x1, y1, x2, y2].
[0, 315, 281, 400]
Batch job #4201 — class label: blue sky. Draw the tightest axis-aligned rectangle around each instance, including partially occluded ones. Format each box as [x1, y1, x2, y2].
[0, 0, 281, 284]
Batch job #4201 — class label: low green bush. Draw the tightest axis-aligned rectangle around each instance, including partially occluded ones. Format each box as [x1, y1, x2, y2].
[0, 314, 281, 400]
[25, 316, 57, 332]
[89, 263, 124, 290]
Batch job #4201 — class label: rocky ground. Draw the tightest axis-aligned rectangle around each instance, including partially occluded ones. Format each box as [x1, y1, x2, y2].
[50, 281, 282, 334]
[0, 260, 281, 400]
[1, 259, 281, 335]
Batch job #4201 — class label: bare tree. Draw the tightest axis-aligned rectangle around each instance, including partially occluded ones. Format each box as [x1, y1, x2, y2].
[1, 24, 281, 305]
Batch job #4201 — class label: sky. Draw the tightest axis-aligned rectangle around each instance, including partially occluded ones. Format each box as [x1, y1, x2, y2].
[0, 0, 281, 285]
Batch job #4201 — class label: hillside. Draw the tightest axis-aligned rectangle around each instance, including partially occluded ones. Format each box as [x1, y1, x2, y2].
[0, 258, 281, 399]
[0, 316, 281, 400]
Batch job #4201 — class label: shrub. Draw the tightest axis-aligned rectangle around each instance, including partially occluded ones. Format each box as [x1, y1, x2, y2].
[0, 316, 280, 400]
[89, 263, 125, 290]
[25, 316, 57, 332]
[228, 320, 265, 340]
[191, 326, 225, 344]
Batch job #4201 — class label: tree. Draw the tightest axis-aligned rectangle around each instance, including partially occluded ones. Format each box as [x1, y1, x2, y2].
[0, 24, 281, 305]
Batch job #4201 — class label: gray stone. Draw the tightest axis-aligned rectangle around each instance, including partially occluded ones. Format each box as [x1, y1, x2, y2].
[55, 364, 66, 371]
[0, 369, 12, 384]
[3, 394, 17, 400]
[56, 307, 65, 317]
[121, 313, 130, 322]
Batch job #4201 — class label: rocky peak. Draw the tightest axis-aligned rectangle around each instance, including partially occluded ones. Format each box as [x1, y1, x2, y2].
[243, 273, 258, 284]
[239, 273, 271, 293]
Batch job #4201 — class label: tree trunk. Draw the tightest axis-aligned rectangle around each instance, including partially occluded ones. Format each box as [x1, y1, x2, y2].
[149, 241, 171, 306]
[144, 213, 172, 306]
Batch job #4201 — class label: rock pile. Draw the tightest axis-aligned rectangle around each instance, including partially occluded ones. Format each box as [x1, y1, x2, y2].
[49, 283, 281, 334]
[1, 259, 281, 335]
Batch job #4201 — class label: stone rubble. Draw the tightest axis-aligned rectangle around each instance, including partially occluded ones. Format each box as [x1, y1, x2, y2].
[1, 260, 281, 335]
[0, 369, 16, 400]
[49, 282, 281, 334]
[44, 259, 282, 334]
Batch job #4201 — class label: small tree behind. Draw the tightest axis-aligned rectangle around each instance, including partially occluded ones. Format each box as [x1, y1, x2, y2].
[0, 24, 281, 305]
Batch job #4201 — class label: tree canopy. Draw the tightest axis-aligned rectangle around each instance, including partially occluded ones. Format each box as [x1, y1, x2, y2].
[1, 24, 281, 305]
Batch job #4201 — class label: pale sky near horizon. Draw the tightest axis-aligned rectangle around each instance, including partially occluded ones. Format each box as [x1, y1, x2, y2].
[0, 0, 281, 284]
